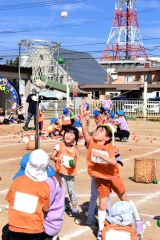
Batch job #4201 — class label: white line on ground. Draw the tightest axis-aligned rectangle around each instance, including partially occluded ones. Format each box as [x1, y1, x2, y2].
[75, 192, 152, 198]
[60, 190, 160, 239]
[0, 143, 24, 148]
[123, 148, 160, 162]
[136, 191, 160, 206]
[60, 227, 89, 240]
[0, 135, 15, 138]
[140, 213, 155, 219]
[0, 156, 21, 163]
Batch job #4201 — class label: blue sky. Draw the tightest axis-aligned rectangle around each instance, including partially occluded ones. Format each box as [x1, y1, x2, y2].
[0, 0, 160, 62]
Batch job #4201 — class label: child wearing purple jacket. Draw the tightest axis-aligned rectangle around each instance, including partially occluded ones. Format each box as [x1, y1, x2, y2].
[45, 176, 65, 239]
[12, 151, 65, 240]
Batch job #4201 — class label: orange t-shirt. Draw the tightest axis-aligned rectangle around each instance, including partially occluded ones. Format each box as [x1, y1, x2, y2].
[6, 175, 50, 234]
[86, 138, 119, 180]
[62, 114, 71, 126]
[102, 222, 137, 240]
[54, 142, 79, 176]
[38, 112, 44, 123]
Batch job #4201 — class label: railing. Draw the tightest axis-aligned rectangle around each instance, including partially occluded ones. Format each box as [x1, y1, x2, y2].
[112, 100, 160, 118]
[41, 99, 160, 119]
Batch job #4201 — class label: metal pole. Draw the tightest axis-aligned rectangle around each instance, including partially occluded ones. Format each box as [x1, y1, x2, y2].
[66, 64, 70, 107]
[35, 92, 39, 149]
[143, 77, 148, 118]
[18, 43, 21, 93]
[56, 43, 60, 82]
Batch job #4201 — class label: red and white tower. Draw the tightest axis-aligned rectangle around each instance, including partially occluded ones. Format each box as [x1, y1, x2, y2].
[101, 0, 148, 61]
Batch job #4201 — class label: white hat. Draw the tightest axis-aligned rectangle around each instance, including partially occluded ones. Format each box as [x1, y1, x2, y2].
[106, 201, 135, 226]
[25, 149, 49, 182]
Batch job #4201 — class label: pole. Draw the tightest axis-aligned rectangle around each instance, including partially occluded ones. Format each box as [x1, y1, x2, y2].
[66, 64, 70, 107]
[35, 92, 39, 149]
[143, 76, 148, 118]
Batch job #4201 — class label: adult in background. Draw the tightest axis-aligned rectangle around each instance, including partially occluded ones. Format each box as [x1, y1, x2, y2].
[102, 95, 113, 111]
[23, 89, 37, 131]
[115, 111, 130, 142]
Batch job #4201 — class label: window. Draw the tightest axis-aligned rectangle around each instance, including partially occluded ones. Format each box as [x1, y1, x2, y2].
[156, 92, 159, 97]
[60, 75, 64, 84]
[144, 74, 152, 83]
[124, 75, 135, 83]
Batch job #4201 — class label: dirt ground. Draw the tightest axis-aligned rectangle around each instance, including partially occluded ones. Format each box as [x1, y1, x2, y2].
[0, 119, 160, 240]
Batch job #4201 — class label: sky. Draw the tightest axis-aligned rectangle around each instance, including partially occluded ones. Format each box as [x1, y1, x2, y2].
[0, 0, 160, 63]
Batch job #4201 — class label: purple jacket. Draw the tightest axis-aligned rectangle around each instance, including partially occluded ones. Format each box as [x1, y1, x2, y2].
[45, 177, 65, 237]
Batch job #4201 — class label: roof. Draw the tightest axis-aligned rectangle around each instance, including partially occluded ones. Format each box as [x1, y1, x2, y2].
[117, 66, 160, 73]
[58, 48, 106, 85]
[80, 83, 160, 91]
[0, 64, 32, 73]
[47, 80, 86, 94]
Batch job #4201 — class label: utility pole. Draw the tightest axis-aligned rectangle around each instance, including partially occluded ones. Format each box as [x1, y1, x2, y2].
[143, 75, 148, 118]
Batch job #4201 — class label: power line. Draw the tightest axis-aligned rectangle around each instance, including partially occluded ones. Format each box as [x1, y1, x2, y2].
[0, 0, 88, 11]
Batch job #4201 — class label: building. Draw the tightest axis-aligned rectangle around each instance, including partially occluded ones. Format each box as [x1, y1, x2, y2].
[0, 48, 107, 113]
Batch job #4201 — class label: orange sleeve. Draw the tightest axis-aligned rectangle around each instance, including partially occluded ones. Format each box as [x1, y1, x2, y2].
[6, 183, 15, 204]
[108, 145, 117, 158]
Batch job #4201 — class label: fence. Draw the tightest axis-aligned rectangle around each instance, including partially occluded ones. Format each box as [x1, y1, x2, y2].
[42, 99, 160, 119]
[112, 100, 160, 118]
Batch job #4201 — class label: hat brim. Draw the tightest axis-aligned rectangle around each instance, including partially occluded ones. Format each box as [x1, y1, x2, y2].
[106, 215, 134, 226]
[47, 165, 55, 177]
[116, 111, 124, 116]
[25, 162, 48, 182]
[13, 168, 25, 180]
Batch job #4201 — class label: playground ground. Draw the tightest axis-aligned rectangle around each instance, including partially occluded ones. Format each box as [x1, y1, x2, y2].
[0, 119, 160, 240]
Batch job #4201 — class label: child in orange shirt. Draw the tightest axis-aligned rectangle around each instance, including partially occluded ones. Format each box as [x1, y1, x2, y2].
[51, 126, 79, 215]
[38, 110, 45, 135]
[81, 103, 129, 239]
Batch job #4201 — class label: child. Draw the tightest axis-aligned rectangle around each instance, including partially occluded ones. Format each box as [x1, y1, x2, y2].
[60, 107, 71, 134]
[6, 149, 65, 240]
[38, 109, 45, 135]
[47, 118, 61, 137]
[69, 105, 75, 126]
[93, 109, 102, 126]
[85, 102, 90, 127]
[81, 103, 129, 240]
[74, 114, 83, 138]
[51, 126, 79, 215]
[17, 106, 25, 124]
[86, 125, 123, 226]
[115, 111, 130, 142]
[102, 201, 137, 240]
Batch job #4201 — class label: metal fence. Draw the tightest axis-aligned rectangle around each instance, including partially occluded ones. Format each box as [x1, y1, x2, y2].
[42, 99, 160, 119]
[112, 100, 160, 118]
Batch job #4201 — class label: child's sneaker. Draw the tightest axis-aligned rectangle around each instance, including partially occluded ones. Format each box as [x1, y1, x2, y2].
[97, 230, 102, 240]
[71, 207, 79, 217]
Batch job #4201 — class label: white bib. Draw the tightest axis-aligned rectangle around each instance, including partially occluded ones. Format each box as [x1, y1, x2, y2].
[13, 191, 38, 214]
[91, 148, 109, 164]
[105, 230, 131, 240]
[61, 154, 73, 168]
